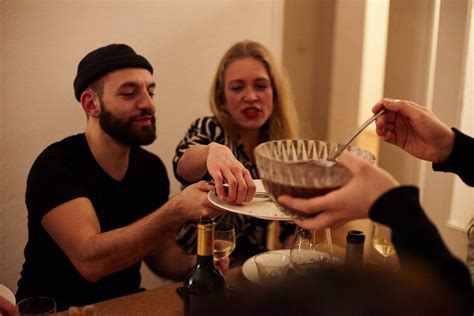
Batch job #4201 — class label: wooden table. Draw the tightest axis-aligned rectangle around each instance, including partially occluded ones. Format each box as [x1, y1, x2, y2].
[55, 245, 397, 315]
[54, 267, 248, 316]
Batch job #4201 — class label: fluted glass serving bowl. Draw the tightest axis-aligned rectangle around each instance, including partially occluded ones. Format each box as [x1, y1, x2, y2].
[254, 139, 374, 217]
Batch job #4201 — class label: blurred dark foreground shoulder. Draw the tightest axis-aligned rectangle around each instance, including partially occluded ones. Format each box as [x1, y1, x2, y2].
[215, 265, 472, 316]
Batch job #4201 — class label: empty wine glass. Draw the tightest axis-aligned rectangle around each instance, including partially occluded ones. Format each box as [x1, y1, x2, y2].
[371, 223, 396, 266]
[290, 226, 333, 275]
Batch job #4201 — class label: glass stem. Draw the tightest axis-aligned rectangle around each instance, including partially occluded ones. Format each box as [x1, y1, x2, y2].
[217, 260, 230, 287]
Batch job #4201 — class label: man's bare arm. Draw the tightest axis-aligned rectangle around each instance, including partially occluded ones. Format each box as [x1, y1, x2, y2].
[41, 182, 219, 282]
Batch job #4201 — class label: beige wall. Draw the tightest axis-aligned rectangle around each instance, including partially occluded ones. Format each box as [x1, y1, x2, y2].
[379, 0, 436, 186]
[422, 0, 470, 262]
[0, 0, 284, 292]
[283, 0, 335, 140]
[381, 0, 470, 259]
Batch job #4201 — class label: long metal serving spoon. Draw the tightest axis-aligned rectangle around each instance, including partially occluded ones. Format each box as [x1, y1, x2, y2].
[327, 108, 386, 162]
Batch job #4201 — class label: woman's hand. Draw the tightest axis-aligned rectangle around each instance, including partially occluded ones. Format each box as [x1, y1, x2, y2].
[207, 143, 256, 204]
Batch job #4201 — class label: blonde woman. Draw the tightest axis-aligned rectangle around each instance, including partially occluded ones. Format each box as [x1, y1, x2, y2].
[173, 40, 299, 264]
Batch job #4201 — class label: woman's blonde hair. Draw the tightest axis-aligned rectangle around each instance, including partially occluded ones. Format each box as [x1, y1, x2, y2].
[209, 40, 299, 141]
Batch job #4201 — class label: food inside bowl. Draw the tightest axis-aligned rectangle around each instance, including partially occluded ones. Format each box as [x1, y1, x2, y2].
[262, 178, 340, 199]
[262, 178, 340, 218]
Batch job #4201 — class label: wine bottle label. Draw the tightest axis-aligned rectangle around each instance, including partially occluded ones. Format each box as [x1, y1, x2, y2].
[197, 222, 214, 256]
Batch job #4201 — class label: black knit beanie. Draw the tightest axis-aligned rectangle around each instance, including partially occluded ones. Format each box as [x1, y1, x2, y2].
[73, 44, 153, 101]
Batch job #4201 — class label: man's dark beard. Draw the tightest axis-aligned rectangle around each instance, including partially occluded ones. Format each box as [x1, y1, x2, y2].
[99, 101, 157, 146]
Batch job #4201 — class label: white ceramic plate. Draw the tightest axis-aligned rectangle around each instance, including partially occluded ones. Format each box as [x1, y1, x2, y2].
[0, 284, 16, 305]
[242, 250, 343, 284]
[208, 179, 292, 221]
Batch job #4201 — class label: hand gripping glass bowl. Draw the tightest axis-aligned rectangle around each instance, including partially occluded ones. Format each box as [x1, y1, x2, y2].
[254, 139, 375, 217]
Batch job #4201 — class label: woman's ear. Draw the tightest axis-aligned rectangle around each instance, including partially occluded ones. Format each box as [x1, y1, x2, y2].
[80, 90, 100, 118]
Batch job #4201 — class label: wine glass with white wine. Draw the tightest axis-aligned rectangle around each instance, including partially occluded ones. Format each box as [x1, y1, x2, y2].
[372, 223, 396, 267]
[213, 222, 236, 268]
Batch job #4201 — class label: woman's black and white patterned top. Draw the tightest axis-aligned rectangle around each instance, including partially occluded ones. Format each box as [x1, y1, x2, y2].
[173, 116, 294, 265]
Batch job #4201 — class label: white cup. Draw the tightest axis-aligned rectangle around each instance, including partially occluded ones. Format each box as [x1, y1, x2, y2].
[254, 252, 290, 284]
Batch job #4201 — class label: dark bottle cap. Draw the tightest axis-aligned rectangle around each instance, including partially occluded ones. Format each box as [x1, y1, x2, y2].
[199, 216, 213, 224]
[346, 230, 365, 244]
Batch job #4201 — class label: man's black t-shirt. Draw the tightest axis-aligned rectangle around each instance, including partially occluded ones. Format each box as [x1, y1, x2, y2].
[16, 134, 169, 310]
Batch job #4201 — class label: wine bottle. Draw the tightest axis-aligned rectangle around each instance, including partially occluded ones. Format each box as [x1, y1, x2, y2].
[183, 217, 226, 316]
[345, 230, 365, 267]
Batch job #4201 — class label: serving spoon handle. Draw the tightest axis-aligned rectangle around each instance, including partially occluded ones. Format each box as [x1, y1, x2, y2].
[328, 108, 386, 161]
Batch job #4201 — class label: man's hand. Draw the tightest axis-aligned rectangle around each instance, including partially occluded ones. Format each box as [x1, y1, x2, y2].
[278, 152, 399, 230]
[214, 257, 230, 272]
[373, 98, 455, 163]
[173, 181, 225, 221]
[0, 295, 19, 316]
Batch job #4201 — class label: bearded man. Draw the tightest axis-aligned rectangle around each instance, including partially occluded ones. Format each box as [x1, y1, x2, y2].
[16, 44, 221, 311]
